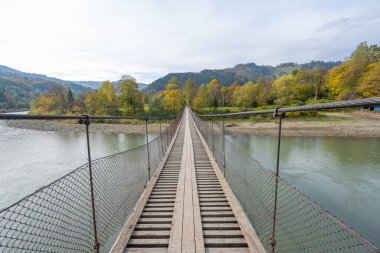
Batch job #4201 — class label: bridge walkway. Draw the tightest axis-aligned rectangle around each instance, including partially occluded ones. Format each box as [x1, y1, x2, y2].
[111, 108, 265, 253]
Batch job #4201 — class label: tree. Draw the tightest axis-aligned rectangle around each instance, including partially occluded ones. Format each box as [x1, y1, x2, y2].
[118, 79, 143, 115]
[120, 74, 136, 82]
[148, 94, 167, 116]
[308, 67, 327, 101]
[84, 81, 117, 115]
[326, 42, 380, 100]
[85, 91, 98, 114]
[256, 77, 273, 106]
[30, 94, 55, 114]
[163, 83, 183, 114]
[272, 74, 297, 105]
[192, 84, 207, 112]
[206, 79, 222, 109]
[226, 81, 240, 107]
[169, 76, 178, 85]
[182, 79, 197, 105]
[65, 88, 75, 113]
[232, 81, 258, 109]
[357, 62, 380, 97]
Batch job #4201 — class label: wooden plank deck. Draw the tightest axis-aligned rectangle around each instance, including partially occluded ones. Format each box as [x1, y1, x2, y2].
[111, 108, 266, 253]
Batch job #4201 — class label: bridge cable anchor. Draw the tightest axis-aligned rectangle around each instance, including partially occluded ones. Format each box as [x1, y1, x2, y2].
[273, 107, 285, 119]
[78, 115, 91, 126]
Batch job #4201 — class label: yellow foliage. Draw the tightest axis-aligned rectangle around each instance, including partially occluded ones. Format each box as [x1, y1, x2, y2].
[357, 62, 380, 97]
[163, 83, 183, 113]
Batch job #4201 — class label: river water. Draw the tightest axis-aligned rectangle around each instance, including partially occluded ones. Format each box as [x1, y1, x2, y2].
[0, 121, 156, 210]
[227, 134, 380, 248]
[0, 122, 379, 247]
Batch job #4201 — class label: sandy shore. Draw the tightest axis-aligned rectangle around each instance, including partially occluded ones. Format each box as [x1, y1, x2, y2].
[224, 112, 380, 137]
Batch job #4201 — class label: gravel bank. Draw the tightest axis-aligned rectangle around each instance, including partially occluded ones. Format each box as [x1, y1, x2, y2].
[3, 120, 162, 134]
[3, 112, 380, 137]
[225, 112, 380, 137]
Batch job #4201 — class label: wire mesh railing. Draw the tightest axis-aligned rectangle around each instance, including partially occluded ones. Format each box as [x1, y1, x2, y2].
[191, 97, 380, 253]
[0, 111, 183, 253]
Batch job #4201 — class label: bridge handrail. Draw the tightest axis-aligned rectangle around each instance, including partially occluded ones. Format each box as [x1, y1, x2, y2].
[190, 103, 379, 253]
[0, 113, 176, 120]
[0, 110, 184, 253]
[197, 97, 380, 117]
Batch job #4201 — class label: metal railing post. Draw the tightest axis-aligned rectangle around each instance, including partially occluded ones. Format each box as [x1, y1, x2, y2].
[172, 117, 175, 139]
[222, 116, 226, 177]
[211, 117, 214, 155]
[205, 120, 208, 143]
[271, 108, 285, 253]
[79, 115, 100, 253]
[160, 120, 163, 154]
[166, 117, 169, 144]
[171, 117, 174, 139]
[145, 117, 151, 180]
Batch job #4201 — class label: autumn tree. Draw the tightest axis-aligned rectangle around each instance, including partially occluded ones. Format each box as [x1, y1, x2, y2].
[226, 81, 240, 106]
[256, 77, 273, 106]
[118, 79, 143, 115]
[357, 62, 380, 97]
[182, 79, 197, 105]
[85, 81, 117, 115]
[325, 42, 380, 100]
[163, 83, 183, 114]
[206, 79, 222, 109]
[148, 93, 167, 116]
[232, 81, 258, 109]
[31, 86, 81, 115]
[192, 84, 207, 112]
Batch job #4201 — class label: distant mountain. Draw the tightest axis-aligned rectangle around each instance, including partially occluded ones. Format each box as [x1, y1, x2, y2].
[70, 80, 103, 89]
[71, 80, 147, 90]
[138, 83, 148, 90]
[0, 65, 92, 111]
[146, 61, 340, 91]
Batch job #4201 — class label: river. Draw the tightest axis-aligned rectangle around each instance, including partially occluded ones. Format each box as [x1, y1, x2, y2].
[0, 121, 157, 209]
[227, 134, 380, 248]
[0, 122, 379, 247]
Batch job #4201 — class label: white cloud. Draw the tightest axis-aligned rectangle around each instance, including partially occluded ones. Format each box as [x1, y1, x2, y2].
[0, 0, 379, 83]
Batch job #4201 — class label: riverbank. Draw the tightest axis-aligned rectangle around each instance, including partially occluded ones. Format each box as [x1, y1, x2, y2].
[3, 120, 162, 134]
[225, 112, 380, 137]
[2, 112, 380, 137]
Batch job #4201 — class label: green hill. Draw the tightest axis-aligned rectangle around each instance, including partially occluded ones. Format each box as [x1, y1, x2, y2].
[0, 65, 90, 112]
[146, 61, 340, 91]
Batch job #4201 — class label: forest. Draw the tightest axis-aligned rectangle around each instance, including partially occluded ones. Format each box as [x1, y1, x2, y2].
[30, 42, 380, 116]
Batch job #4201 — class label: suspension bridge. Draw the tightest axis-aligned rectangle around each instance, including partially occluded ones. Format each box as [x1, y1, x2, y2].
[0, 98, 379, 253]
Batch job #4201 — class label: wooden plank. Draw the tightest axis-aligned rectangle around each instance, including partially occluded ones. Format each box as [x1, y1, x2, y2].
[191, 114, 266, 253]
[110, 114, 185, 253]
[205, 248, 250, 253]
[128, 238, 169, 247]
[126, 248, 168, 253]
[204, 238, 247, 247]
[181, 118, 196, 252]
[202, 223, 241, 230]
[188, 109, 205, 253]
[134, 224, 172, 230]
[202, 217, 237, 223]
[132, 230, 171, 238]
[203, 230, 244, 238]
[138, 218, 172, 224]
[167, 111, 188, 253]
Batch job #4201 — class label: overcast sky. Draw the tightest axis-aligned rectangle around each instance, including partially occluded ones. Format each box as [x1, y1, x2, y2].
[1, 0, 379, 83]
